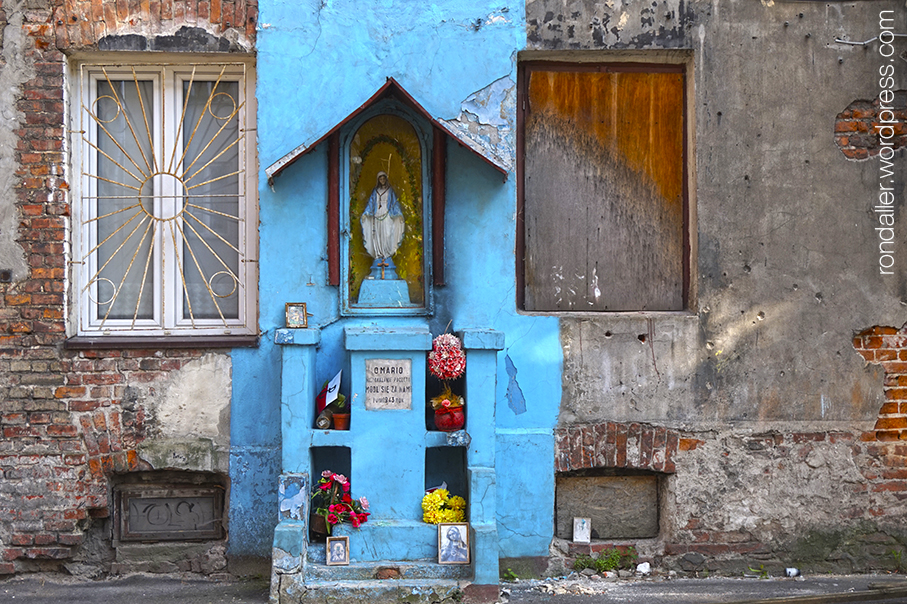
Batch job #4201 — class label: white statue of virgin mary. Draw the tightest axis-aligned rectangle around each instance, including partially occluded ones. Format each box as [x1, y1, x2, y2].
[360, 171, 405, 263]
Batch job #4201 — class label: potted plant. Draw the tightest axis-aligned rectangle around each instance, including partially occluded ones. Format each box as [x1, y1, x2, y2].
[428, 333, 466, 431]
[311, 470, 370, 536]
[314, 393, 349, 430]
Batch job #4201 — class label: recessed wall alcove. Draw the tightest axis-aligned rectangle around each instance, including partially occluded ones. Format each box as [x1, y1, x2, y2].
[554, 421, 680, 541]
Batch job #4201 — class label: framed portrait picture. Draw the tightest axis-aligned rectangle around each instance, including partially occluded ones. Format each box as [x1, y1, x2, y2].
[438, 523, 470, 564]
[573, 517, 591, 544]
[326, 536, 349, 566]
[285, 303, 308, 328]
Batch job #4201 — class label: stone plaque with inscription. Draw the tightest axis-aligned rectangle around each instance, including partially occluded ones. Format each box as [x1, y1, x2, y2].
[365, 358, 412, 409]
[116, 486, 223, 541]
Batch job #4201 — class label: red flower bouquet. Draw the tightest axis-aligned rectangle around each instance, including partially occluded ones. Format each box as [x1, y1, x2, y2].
[428, 334, 466, 381]
[311, 470, 370, 535]
[428, 334, 466, 431]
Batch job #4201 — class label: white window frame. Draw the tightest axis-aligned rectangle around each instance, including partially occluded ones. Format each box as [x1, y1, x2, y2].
[71, 57, 258, 338]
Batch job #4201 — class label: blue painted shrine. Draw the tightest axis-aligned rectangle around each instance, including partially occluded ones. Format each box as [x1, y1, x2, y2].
[244, 4, 561, 600]
[266, 76, 515, 600]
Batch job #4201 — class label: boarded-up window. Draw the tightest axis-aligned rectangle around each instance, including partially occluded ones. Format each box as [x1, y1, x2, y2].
[519, 63, 687, 311]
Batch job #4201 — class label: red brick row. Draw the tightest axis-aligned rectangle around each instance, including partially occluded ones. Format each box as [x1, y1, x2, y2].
[555, 421, 681, 474]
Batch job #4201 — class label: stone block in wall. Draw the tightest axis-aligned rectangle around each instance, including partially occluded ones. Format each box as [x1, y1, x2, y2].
[555, 475, 658, 540]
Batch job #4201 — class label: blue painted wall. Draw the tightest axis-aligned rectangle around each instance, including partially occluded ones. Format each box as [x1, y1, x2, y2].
[231, 0, 562, 560]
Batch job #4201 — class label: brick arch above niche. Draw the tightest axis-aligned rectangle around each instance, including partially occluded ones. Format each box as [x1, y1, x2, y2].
[554, 421, 702, 474]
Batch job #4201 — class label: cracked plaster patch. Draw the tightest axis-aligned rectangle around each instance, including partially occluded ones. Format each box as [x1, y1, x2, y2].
[442, 76, 515, 172]
[153, 352, 232, 445]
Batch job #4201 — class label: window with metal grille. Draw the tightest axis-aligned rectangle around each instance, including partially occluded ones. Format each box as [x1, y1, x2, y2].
[73, 61, 258, 337]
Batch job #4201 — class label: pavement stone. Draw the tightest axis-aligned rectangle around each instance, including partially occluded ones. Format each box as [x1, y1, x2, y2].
[1, 572, 907, 604]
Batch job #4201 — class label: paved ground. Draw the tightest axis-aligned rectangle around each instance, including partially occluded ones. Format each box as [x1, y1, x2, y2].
[504, 574, 907, 603]
[1, 572, 907, 603]
[0, 574, 270, 604]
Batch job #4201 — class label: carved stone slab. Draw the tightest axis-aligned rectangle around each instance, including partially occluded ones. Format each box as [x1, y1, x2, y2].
[365, 358, 412, 410]
[116, 486, 223, 541]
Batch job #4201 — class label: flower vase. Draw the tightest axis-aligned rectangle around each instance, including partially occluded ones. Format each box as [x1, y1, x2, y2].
[310, 513, 329, 538]
[434, 407, 465, 432]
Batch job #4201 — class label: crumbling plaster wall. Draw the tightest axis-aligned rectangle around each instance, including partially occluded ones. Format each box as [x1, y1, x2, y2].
[135, 352, 233, 473]
[528, 0, 907, 570]
[0, 0, 34, 283]
[0, 0, 257, 574]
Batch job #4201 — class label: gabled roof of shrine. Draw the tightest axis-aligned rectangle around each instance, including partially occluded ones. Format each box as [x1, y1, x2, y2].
[264, 77, 509, 184]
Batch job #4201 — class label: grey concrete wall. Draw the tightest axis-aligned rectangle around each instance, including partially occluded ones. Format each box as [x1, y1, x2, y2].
[526, 0, 905, 431]
[530, 0, 907, 571]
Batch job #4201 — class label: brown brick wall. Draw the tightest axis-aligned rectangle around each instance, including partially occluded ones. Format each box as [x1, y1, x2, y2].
[853, 325, 907, 442]
[0, 0, 254, 574]
[835, 95, 906, 160]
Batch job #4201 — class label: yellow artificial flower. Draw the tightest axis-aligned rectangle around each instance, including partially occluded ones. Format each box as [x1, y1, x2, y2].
[420, 489, 466, 524]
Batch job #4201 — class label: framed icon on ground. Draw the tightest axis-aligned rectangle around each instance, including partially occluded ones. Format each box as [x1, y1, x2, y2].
[326, 535, 349, 566]
[438, 523, 469, 564]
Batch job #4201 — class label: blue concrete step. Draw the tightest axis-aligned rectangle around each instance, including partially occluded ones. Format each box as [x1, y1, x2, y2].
[274, 576, 466, 604]
[303, 555, 472, 581]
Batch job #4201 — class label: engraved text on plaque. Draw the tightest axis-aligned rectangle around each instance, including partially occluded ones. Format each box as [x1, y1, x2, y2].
[365, 359, 412, 410]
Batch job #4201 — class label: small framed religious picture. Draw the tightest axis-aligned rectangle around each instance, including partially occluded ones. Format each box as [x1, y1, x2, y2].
[438, 523, 470, 564]
[285, 303, 309, 328]
[573, 517, 591, 544]
[326, 536, 349, 566]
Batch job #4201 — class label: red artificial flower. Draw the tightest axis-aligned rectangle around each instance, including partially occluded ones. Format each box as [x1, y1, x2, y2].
[342, 482, 350, 493]
[342, 494, 352, 504]
[319, 482, 331, 491]
[358, 512, 369, 524]
[428, 334, 466, 381]
[327, 513, 339, 525]
[351, 515, 361, 528]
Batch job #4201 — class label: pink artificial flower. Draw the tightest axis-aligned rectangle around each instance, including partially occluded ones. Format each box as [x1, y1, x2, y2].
[333, 474, 348, 484]
[358, 496, 369, 510]
[442, 399, 451, 408]
[342, 482, 350, 493]
[327, 513, 339, 525]
[322, 470, 333, 478]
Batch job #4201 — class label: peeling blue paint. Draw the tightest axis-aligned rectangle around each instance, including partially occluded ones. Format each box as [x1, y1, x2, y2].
[505, 354, 527, 415]
[228, 446, 281, 557]
[461, 76, 512, 127]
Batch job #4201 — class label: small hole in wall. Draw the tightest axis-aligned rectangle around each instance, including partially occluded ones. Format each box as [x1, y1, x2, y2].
[638, 334, 646, 343]
[604, 331, 612, 338]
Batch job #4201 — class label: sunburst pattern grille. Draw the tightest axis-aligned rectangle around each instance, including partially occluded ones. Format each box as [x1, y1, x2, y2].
[77, 63, 252, 334]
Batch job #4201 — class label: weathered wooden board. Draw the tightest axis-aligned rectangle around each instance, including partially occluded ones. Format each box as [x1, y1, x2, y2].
[523, 69, 685, 311]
